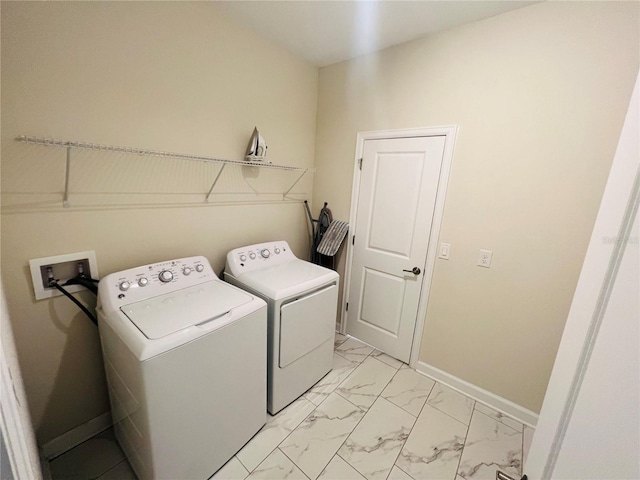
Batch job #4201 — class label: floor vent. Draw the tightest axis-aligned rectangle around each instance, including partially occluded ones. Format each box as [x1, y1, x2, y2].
[496, 471, 528, 480]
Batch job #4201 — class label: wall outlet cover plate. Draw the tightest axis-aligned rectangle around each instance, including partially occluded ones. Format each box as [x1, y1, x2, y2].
[477, 249, 493, 268]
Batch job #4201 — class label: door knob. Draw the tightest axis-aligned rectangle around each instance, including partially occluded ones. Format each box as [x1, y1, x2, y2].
[403, 267, 421, 275]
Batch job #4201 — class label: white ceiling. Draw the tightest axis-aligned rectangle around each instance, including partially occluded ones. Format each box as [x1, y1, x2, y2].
[215, 1, 540, 67]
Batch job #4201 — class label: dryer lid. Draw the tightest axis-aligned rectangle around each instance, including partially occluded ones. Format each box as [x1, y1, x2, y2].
[121, 280, 253, 339]
[231, 259, 338, 300]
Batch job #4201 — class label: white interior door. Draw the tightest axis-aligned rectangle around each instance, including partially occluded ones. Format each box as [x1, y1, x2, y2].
[346, 136, 446, 363]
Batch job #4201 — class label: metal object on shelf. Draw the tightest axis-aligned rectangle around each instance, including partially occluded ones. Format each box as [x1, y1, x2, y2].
[245, 126, 268, 162]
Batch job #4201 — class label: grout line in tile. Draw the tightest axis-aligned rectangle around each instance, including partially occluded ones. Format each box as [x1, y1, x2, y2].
[334, 348, 371, 365]
[427, 403, 474, 429]
[268, 407, 318, 475]
[336, 452, 361, 480]
[408, 378, 437, 421]
[273, 345, 373, 476]
[327, 345, 425, 480]
[386, 421, 414, 480]
[425, 381, 476, 426]
[472, 408, 520, 435]
[277, 447, 312, 480]
[279, 394, 367, 480]
[454, 407, 475, 478]
[281, 437, 326, 480]
[384, 367, 437, 419]
[393, 463, 417, 480]
[332, 358, 360, 386]
[473, 401, 524, 432]
[316, 393, 373, 479]
[236, 453, 251, 473]
[333, 358, 397, 413]
[338, 395, 415, 480]
[239, 399, 315, 475]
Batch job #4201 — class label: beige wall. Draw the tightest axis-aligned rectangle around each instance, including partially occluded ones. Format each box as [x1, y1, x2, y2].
[1, 2, 317, 444]
[314, 1, 639, 413]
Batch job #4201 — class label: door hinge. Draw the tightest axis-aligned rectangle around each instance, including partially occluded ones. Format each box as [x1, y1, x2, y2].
[346, 302, 349, 311]
[352, 235, 355, 245]
[358, 158, 363, 170]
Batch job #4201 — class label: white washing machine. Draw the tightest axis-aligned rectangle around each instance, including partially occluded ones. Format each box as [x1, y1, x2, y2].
[224, 241, 338, 414]
[97, 256, 267, 480]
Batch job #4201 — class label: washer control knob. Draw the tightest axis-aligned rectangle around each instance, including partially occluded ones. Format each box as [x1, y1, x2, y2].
[240, 254, 247, 262]
[138, 277, 149, 287]
[249, 252, 256, 260]
[260, 249, 271, 259]
[119, 281, 131, 292]
[183, 267, 192, 276]
[274, 247, 281, 254]
[195, 264, 204, 273]
[158, 270, 173, 283]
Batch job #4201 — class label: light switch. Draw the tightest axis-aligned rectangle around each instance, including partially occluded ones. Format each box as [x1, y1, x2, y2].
[439, 243, 451, 260]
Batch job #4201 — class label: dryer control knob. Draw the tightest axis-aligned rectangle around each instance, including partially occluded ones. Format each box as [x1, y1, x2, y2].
[183, 267, 192, 276]
[239, 254, 247, 262]
[274, 247, 281, 254]
[119, 281, 131, 292]
[195, 264, 204, 273]
[138, 277, 149, 287]
[158, 270, 173, 283]
[260, 249, 271, 258]
[249, 252, 256, 260]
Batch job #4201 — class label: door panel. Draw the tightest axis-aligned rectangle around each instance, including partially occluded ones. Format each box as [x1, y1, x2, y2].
[368, 153, 425, 257]
[347, 136, 446, 363]
[360, 268, 405, 335]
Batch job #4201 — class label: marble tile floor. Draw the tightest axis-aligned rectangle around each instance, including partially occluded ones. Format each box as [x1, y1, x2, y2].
[49, 334, 534, 480]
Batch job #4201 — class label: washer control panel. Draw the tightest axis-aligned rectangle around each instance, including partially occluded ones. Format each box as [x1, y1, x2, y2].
[225, 241, 296, 276]
[98, 256, 215, 312]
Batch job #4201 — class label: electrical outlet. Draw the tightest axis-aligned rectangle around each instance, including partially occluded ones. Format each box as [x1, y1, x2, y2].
[477, 249, 493, 268]
[29, 251, 98, 300]
[438, 243, 451, 260]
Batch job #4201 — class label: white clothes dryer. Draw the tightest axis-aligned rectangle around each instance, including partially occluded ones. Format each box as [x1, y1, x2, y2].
[224, 241, 338, 414]
[97, 256, 267, 480]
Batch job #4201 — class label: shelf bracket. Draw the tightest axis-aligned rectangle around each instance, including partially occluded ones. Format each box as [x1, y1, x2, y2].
[63, 147, 71, 208]
[282, 170, 308, 199]
[205, 163, 227, 202]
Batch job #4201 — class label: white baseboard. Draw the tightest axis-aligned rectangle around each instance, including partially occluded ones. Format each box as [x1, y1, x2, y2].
[41, 411, 112, 460]
[416, 360, 538, 428]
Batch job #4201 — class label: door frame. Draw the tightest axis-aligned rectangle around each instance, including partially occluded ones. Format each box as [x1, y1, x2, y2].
[339, 126, 458, 368]
[1, 279, 43, 480]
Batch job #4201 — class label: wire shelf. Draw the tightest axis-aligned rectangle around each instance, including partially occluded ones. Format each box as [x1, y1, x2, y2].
[10, 135, 312, 209]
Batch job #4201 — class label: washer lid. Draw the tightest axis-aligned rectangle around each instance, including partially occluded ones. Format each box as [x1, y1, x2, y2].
[233, 259, 339, 300]
[121, 280, 253, 339]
